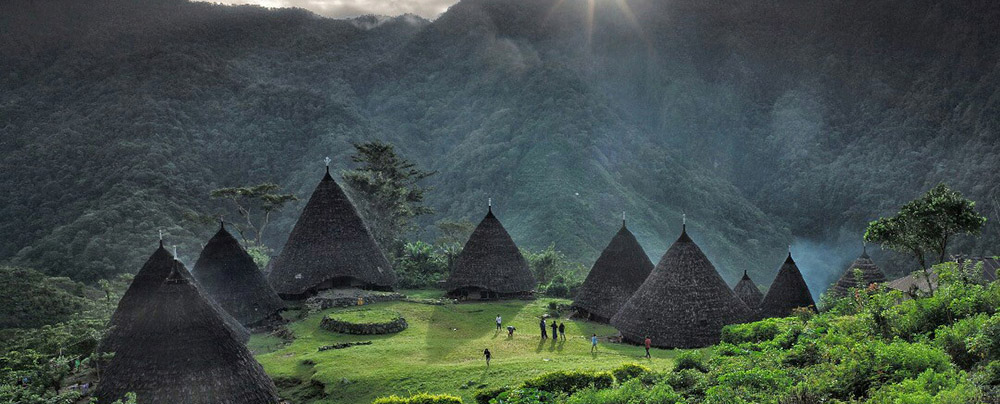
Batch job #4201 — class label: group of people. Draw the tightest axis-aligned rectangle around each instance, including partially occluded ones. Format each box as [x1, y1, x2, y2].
[485, 314, 650, 367]
[538, 317, 566, 340]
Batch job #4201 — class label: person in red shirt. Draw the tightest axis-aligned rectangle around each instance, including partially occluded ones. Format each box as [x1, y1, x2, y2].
[644, 336, 652, 358]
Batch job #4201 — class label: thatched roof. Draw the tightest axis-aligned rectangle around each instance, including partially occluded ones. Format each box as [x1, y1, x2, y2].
[99, 243, 248, 355]
[828, 248, 887, 297]
[267, 169, 396, 299]
[759, 254, 816, 319]
[445, 207, 536, 296]
[610, 226, 752, 348]
[572, 222, 653, 322]
[733, 270, 764, 310]
[888, 256, 999, 295]
[192, 223, 284, 326]
[95, 264, 280, 404]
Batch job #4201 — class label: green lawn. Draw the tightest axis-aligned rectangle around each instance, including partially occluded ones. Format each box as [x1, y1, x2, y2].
[253, 292, 683, 404]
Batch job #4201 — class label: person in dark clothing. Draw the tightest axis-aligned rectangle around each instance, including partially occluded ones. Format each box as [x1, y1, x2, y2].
[507, 325, 516, 337]
[558, 323, 566, 340]
[644, 336, 652, 358]
[540, 318, 548, 339]
[550, 320, 558, 339]
[484, 348, 492, 367]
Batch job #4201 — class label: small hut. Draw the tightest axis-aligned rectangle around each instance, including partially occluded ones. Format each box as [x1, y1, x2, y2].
[610, 224, 752, 348]
[572, 220, 653, 323]
[828, 247, 887, 297]
[95, 264, 280, 404]
[99, 243, 248, 355]
[733, 270, 764, 310]
[445, 205, 536, 299]
[192, 223, 285, 327]
[758, 253, 816, 319]
[267, 167, 396, 299]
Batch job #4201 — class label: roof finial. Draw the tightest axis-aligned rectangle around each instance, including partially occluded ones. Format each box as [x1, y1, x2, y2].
[787, 244, 792, 259]
[622, 211, 626, 226]
[324, 156, 331, 174]
[159, 229, 163, 247]
[488, 197, 492, 213]
[682, 213, 686, 232]
[173, 245, 178, 258]
[219, 215, 225, 230]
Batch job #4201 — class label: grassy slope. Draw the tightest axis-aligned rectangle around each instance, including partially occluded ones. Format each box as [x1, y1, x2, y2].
[253, 293, 681, 404]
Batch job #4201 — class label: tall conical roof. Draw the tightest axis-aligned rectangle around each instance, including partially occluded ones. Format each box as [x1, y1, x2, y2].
[610, 226, 752, 348]
[99, 244, 248, 355]
[733, 270, 764, 310]
[828, 248, 887, 297]
[445, 207, 536, 296]
[95, 262, 280, 404]
[192, 224, 284, 326]
[572, 223, 653, 322]
[267, 169, 396, 298]
[759, 254, 816, 318]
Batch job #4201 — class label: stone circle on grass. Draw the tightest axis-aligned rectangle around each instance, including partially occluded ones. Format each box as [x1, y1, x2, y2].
[320, 308, 408, 335]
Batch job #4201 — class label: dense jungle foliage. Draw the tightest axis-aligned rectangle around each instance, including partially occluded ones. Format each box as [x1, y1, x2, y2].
[5, 0, 1000, 292]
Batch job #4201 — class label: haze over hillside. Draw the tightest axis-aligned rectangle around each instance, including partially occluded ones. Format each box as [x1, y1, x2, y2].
[2, 0, 999, 297]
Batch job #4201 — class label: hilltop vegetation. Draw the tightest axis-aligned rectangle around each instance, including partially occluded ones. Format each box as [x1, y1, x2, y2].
[5, 0, 1000, 288]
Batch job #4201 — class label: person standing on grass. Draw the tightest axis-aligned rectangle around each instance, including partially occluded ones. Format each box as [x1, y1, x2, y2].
[551, 319, 558, 339]
[644, 336, 652, 358]
[591, 334, 599, 353]
[507, 325, 516, 337]
[496, 314, 502, 330]
[558, 322, 565, 340]
[484, 348, 492, 367]
[540, 318, 548, 339]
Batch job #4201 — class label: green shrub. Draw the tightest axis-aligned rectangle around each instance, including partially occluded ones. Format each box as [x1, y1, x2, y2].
[664, 369, 707, 397]
[969, 313, 1000, 362]
[521, 370, 613, 395]
[935, 314, 988, 369]
[981, 361, 1000, 387]
[566, 378, 683, 404]
[373, 393, 463, 404]
[673, 351, 709, 373]
[474, 387, 509, 404]
[720, 319, 783, 344]
[611, 363, 651, 383]
[704, 368, 792, 403]
[489, 388, 554, 404]
[866, 368, 980, 404]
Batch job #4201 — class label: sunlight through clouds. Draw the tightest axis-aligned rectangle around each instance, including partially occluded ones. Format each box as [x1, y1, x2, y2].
[204, 0, 458, 19]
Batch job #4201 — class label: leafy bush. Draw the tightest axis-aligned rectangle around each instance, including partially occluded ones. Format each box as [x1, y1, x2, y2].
[394, 242, 451, 289]
[866, 368, 980, 404]
[935, 314, 988, 369]
[969, 313, 1000, 363]
[488, 388, 554, 404]
[373, 392, 463, 404]
[474, 387, 509, 404]
[521, 370, 613, 395]
[704, 368, 793, 404]
[663, 369, 707, 397]
[610, 363, 651, 383]
[673, 351, 709, 373]
[566, 378, 683, 404]
[721, 318, 784, 344]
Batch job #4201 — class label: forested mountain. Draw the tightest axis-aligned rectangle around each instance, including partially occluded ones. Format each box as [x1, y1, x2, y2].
[2, 0, 999, 295]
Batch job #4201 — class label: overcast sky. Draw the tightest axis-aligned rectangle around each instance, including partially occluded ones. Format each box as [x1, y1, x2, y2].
[206, 0, 459, 19]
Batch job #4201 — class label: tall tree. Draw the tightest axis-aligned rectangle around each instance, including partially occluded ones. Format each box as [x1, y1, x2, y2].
[205, 183, 298, 268]
[342, 141, 435, 255]
[865, 184, 987, 293]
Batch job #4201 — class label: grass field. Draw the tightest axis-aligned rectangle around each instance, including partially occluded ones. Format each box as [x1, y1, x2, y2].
[252, 291, 684, 404]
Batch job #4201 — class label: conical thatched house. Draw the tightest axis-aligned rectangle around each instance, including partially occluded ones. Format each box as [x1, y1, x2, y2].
[95, 264, 280, 404]
[759, 254, 816, 319]
[192, 223, 284, 326]
[828, 247, 887, 297]
[267, 167, 396, 299]
[572, 221, 653, 323]
[99, 243, 249, 355]
[445, 206, 536, 299]
[733, 270, 764, 310]
[610, 225, 752, 348]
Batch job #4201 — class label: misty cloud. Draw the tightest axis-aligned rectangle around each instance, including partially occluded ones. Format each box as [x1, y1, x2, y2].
[205, 0, 458, 19]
